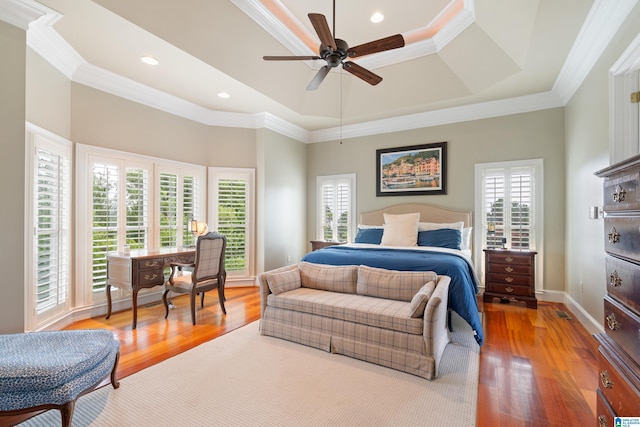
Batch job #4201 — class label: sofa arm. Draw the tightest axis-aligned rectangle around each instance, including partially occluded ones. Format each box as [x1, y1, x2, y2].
[257, 264, 299, 318]
[423, 275, 451, 378]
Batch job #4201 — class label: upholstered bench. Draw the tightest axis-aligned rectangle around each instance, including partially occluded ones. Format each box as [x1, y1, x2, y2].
[0, 329, 120, 427]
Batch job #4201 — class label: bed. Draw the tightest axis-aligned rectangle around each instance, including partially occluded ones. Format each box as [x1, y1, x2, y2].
[301, 203, 484, 345]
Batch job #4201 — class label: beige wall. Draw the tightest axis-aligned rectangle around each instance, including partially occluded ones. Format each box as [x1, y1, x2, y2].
[564, 3, 640, 327]
[307, 109, 567, 293]
[0, 21, 26, 333]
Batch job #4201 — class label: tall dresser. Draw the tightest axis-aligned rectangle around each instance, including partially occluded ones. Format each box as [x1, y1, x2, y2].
[594, 154, 640, 425]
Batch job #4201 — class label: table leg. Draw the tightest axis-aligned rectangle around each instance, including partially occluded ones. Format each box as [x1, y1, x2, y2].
[105, 284, 112, 319]
[132, 288, 139, 329]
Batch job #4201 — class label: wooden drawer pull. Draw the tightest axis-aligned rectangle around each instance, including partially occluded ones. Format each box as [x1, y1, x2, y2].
[612, 184, 626, 203]
[505, 277, 514, 283]
[504, 266, 513, 273]
[607, 227, 620, 244]
[609, 270, 622, 287]
[599, 370, 613, 389]
[144, 273, 159, 281]
[144, 260, 160, 267]
[606, 313, 620, 331]
[505, 287, 514, 293]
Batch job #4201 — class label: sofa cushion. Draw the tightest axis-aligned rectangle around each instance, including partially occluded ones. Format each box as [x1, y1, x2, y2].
[298, 262, 357, 294]
[266, 268, 301, 295]
[267, 288, 424, 335]
[409, 281, 437, 318]
[357, 265, 437, 302]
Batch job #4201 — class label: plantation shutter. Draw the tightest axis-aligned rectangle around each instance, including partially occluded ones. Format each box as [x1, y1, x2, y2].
[217, 178, 248, 274]
[92, 163, 119, 291]
[182, 175, 200, 247]
[321, 183, 335, 241]
[159, 172, 178, 247]
[317, 175, 356, 242]
[125, 168, 149, 250]
[34, 145, 71, 314]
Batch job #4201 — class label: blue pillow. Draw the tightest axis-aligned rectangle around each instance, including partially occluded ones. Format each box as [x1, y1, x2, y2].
[354, 227, 384, 244]
[417, 228, 462, 250]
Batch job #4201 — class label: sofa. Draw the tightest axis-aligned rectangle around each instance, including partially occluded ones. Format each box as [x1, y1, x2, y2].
[258, 261, 451, 380]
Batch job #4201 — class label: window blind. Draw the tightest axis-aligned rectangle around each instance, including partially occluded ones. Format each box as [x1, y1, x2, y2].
[317, 175, 355, 242]
[125, 168, 149, 250]
[92, 163, 119, 291]
[217, 178, 248, 272]
[159, 172, 178, 247]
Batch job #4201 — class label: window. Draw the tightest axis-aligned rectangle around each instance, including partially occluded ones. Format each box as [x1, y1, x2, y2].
[209, 167, 255, 279]
[475, 159, 543, 288]
[26, 125, 72, 329]
[316, 174, 356, 242]
[76, 144, 204, 306]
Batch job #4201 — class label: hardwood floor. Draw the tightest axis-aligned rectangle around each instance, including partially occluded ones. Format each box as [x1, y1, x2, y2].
[5, 287, 599, 426]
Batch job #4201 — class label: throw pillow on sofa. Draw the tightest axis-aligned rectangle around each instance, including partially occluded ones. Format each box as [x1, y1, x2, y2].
[357, 265, 437, 302]
[266, 268, 301, 294]
[298, 262, 358, 294]
[409, 281, 437, 317]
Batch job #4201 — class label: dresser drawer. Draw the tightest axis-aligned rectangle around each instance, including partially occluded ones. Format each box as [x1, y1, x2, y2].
[487, 272, 531, 287]
[485, 251, 532, 265]
[605, 255, 640, 314]
[137, 257, 164, 270]
[596, 388, 616, 426]
[602, 169, 640, 212]
[136, 268, 165, 286]
[603, 216, 640, 263]
[485, 282, 532, 297]
[487, 262, 531, 275]
[598, 342, 640, 417]
[604, 295, 640, 362]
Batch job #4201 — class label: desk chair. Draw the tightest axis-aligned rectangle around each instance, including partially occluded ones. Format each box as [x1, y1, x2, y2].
[162, 232, 227, 325]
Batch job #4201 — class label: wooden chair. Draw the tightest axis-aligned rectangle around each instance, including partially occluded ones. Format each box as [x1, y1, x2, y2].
[163, 232, 227, 325]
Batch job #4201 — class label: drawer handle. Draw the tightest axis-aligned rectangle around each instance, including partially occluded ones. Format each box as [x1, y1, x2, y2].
[144, 273, 159, 281]
[607, 227, 620, 244]
[606, 313, 620, 331]
[600, 370, 613, 389]
[144, 260, 160, 267]
[598, 415, 608, 427]
[505, 256, 513, 263]
[505, 286, 514, 293]
[505, 277, 514, 283]
[609, 270, 622, 287]
[505, 266, 514, 273]
[612, 184, 626, 203]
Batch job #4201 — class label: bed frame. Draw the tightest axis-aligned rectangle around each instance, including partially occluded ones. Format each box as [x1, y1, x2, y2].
[359, 203, 472, 228]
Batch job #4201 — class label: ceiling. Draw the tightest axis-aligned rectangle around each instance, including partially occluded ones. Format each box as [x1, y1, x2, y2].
[5, 0, 633, 142]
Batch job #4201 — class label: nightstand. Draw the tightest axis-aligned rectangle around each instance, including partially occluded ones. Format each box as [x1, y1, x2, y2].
[483, 249, 537, 309]
[310, 240, 345, 251]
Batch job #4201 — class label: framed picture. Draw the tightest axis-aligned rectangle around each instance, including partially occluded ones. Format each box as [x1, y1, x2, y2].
[376, 142, 447, 196]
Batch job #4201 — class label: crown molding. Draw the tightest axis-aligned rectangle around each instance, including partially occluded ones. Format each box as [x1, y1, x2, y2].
[553, 0, 639, 104]
[0, 0, 51, 30]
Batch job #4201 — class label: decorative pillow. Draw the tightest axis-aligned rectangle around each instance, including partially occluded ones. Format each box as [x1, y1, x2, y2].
[417, 228, 462, 250]
[266, 268, 301, 295]
[461, 227, 473, 250]
[354, 227, 384, 244]
[298, 262, 358, 294]
[409, 281, 437, 318]
[381, 212, 420, 247]
[418, 221, 464, 232]
[356, 265, 437, 302]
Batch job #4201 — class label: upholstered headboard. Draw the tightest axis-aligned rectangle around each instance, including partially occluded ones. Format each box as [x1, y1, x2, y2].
[359, 203, 472, 228]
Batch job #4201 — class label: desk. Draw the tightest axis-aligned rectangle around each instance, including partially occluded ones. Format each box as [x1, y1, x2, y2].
[107, 247, 195, 329]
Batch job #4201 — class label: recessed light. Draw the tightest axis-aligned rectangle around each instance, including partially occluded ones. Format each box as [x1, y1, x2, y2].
[140, 56, 159, 65]
[370, 12, 384, 23]
[217, 92, 230, 99]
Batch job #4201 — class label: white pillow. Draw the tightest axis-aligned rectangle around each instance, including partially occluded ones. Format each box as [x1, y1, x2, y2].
[418, 221, 464, 232]
[461, 227, 473, 250]
[357, 224, 383, 229]
[381, 212, 419, 247]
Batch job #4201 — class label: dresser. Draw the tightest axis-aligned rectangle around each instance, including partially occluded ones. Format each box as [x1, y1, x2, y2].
[310, 240, 345, 251]
[595, 154, 640, 425]
[483, 249, 537, 309]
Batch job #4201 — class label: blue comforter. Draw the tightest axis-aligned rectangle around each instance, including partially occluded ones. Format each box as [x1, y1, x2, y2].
[301, 245, 484, 345]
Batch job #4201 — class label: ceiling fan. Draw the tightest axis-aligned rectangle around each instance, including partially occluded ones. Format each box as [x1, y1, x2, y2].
[263, 0, 405, 91]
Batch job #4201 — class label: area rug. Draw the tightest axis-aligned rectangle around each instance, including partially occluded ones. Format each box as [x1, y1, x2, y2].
[21, 312, 479, 427]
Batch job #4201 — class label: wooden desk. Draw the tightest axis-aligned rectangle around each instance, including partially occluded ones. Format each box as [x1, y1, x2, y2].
[107, 247, 195, 329]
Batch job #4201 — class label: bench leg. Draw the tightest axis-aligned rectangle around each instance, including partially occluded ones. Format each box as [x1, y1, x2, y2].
[60, 401, 74, 427]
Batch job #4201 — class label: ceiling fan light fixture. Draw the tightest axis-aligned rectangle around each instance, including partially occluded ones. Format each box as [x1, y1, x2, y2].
[140, 56, 159, 65]
[370, 12, 384, 23]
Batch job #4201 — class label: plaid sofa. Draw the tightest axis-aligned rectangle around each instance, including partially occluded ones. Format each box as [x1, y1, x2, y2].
[258, 262, 451, 380]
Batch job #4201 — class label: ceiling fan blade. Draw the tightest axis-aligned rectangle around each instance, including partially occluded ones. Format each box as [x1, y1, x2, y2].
[263, 55, 321, 61]
[308, 13, 337, 51]
[342, 62, 383, 86]
[306, 66, 331, 91]
[347, 34, 405, 58]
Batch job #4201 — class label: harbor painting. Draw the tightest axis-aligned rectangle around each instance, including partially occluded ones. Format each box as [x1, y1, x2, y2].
[376, 142, 447, 196]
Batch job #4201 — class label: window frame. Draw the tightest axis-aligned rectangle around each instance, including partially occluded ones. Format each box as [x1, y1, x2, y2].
[474, 159, 544, 292]
[316, 174, 356, 243]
